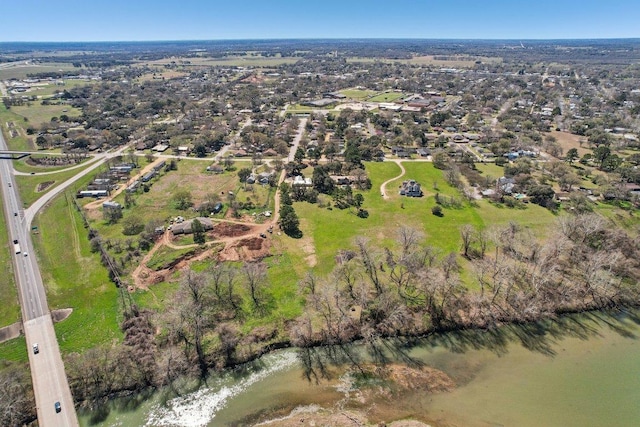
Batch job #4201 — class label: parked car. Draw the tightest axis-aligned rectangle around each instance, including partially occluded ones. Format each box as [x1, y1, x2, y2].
[54, 401, 61, 413]
[33, 343, 39, 354]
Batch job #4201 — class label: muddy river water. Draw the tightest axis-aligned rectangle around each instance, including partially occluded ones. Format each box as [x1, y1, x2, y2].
[79, 310, 640, 426]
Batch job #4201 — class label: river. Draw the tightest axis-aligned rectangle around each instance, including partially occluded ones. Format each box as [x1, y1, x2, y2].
[79, 310, 640, 426]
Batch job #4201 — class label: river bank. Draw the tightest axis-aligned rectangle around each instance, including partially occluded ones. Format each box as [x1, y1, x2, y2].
[80, 308, 640, 426]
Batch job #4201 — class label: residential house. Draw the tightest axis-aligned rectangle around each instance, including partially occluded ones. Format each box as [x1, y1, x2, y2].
[399, 180, 423, 197]
[171, 217, 214, 235]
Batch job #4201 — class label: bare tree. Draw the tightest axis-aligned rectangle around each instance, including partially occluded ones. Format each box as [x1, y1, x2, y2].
[242, 261, 268, 309]
[164, 270, 212, 379]
[460, 224, 475, 258]
[217, 323, 240, 367]
[396, 226, 423, 258]
[0, 367, 34, 427]
[355, 237, 384, 296]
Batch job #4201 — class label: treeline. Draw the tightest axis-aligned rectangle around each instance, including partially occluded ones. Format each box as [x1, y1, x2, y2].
[290, 214, 640, 349]
[58, 212, 640, 411]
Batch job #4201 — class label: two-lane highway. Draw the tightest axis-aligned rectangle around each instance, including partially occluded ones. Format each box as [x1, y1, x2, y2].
[0, 130, 79, 426]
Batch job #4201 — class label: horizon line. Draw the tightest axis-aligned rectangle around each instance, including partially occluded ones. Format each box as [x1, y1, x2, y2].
[2, 37, 640, 44]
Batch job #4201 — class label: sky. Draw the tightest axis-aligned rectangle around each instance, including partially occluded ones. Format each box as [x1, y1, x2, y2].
[1, 0, 639, 42]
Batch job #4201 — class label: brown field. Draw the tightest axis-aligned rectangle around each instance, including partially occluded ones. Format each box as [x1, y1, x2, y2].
[547, 130, 591, 157]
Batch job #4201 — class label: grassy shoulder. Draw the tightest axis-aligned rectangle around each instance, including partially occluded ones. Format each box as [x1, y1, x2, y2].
[34, 194, 122, 354]
[0, 192, 122, 362]
[0, 193, 20, 328]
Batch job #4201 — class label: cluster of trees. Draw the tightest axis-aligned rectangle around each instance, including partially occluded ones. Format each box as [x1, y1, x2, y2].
[292, 216, 640, 348]
[0, 367, 35, 426]
[279, 183, 301, 238]
[64, 259, 282, 404]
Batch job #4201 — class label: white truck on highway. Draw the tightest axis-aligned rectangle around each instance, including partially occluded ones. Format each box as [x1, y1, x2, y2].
[13, 239, 21, 254]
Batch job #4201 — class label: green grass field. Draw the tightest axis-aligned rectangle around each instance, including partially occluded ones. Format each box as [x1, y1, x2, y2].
[340, 89, 376, 100]
[292, 161, 562, 280]
[34, 194, 122, 354]
[0, 104, 33, 151]
[475, 163, 505, 179]
[286, 104, 314, 113]
[11, 103, 81, 127]
[0, 193, 122, 362]
[146, 245, 197, 271]
[0, 193, 19, 328]
[368, 91, 406, 103]
[92, 161, 247, 241]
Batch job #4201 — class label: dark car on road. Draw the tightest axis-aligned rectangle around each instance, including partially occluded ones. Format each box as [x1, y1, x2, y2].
[54, 401, 61, 413]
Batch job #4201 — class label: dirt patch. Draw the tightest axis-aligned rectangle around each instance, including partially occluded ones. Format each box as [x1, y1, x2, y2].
[136, 267, 171, 288]
[212, 222, 254, 238]
[375, 364, 455, 393]
[51, 308, 73, 323]
[36, 181, 55, 192]
[219, 236, 270, 261]
[85, 207, 103, 221]
[255, 406, 432, 427]
[300, 235, 317, 267]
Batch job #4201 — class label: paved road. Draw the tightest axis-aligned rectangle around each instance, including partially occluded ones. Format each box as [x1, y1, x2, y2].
[287, 117, 308, 162]
[0, 131, 79, 426]
[23, 147, 127, 226]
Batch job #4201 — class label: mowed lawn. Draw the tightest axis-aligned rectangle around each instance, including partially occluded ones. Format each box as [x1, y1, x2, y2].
[368, 91, 406, 103]
[340, 89, 376, 100]
[295, 161, 481, 275]
[294, 161, 560, 277]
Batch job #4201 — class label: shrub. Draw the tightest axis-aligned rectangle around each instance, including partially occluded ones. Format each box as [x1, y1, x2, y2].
[357, 208, 369, 218]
